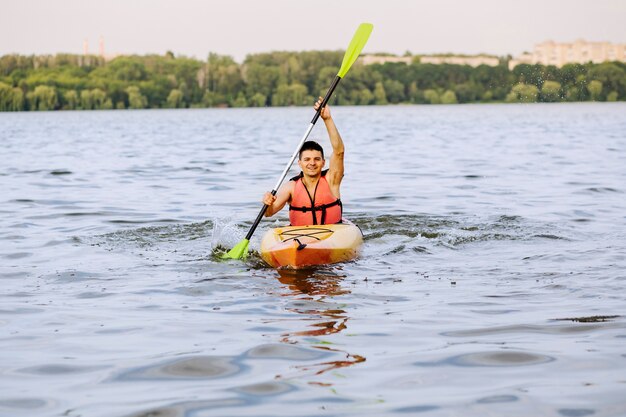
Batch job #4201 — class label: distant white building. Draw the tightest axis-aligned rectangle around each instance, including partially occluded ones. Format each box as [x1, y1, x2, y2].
[509, 40, 626, 69]
[360, 54, 499, 67]
[82, 37, 118, 61]
[359, 55, 413, 65]
[419, 55, 499, 67]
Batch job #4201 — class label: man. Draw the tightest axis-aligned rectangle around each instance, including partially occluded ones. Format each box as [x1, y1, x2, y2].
[263, 97, 344, 226]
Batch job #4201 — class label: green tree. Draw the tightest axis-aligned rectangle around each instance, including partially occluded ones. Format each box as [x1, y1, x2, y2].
[29, 85, 58, 110]
[243, 63, 279, 100]
[271, 83, 309, 106]
[588, 63, 626, 98]
[0, 82, 22, 111]
[290, 83, 310, 105]
[271, 84, 290, 106]
[564, 73, 588, 101]
[560, 63, 587, 90]
[80, 89, 94, 110]
[249, 92, 266, 107]
[138, 78, 171, 108]
[166, 88, 184, 108]
[540, 80, 562, 102]
[109, 57, 147, 81]
[63, 90, 79, 110]
[373, 81, 388, 104]
[126, 86, 147, 109]
[312, 66, 338, 98]
[231, 92, 248, 107]
[207, 53, 244, 102]
[407, 82, 424, 103]
[471, 64, 512, 100]
[506, 83, 539, 103]
[454, 82, 479, 103]
[606, 91, 618, 102]
[587, 80, 603, 101]
[512, 64, 559, 89]
[481, 90, 494, 101]
[11, 86, 25, 110]
[383, 79, 405, 103]
[423, 89, 440, 104]
[354, 88, 374, 105]
[440, 90, 458, 104]
[202, 91, 227, 107]
[0, 82, 14, 110]
[91, 88, 110, 109]
[168, 57, 203, 102]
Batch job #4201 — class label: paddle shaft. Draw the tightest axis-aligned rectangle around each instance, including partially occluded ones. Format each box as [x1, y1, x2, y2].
[244, 75, 342, 241]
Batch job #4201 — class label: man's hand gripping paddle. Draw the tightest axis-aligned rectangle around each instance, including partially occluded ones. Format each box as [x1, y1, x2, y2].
[222, 23, 373, 260]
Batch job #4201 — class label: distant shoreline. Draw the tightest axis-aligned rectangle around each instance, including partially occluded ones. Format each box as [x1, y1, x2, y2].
[1, 52, 624, 112]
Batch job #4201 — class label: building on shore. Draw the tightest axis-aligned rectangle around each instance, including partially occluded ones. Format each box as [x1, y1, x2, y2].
[360, 54, 499, 67]
[419, 55, 499, 67]
[359, 55, 413, 65]
[509, 40, 626, 69]
[81, 36, 118, 63]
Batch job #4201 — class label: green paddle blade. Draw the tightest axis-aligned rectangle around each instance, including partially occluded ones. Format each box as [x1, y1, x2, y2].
[337, 23, 374, 78]
[222, 239, 249, 260]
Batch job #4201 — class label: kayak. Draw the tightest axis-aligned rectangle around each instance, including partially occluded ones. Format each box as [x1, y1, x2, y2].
[260, 221, 363, 269]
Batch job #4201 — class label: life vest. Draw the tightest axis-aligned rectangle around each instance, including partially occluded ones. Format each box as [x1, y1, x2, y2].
[289, 170, 343, 226]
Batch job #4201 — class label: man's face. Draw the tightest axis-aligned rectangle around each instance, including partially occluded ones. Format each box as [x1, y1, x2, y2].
[298, 150, 325, 177]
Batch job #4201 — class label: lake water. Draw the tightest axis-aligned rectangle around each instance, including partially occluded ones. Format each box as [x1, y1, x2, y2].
[1, 103, 625, 417]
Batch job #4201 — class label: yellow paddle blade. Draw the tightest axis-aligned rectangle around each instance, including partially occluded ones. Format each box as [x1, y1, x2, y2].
[337, 23, 374, 78]
[221, 239, 249, 260]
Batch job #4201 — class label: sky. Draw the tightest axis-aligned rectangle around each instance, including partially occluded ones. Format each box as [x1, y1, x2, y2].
[1, 0, 625, 62]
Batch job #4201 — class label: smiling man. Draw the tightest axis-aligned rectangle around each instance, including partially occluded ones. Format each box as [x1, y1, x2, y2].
[262, 97, 344, 226]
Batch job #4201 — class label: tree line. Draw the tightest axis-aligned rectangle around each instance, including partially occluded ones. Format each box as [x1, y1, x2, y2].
[1, 51, 625, 111]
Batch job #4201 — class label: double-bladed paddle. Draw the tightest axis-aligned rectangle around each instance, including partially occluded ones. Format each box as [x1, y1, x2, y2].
[222, 23, 373, 260]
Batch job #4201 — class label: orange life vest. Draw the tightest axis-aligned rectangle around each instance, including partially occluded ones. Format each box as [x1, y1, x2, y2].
[289, 170, 343, 226]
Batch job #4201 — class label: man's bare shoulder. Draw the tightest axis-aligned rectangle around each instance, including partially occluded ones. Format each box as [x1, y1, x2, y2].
[326, 168, 344, 184]
[280, 180, 295, 196]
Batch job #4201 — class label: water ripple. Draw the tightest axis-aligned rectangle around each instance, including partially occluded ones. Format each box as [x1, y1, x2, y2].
[2, 104, 625, 417]
[115, 356, 244, 381]
[414, 351, 555, 367]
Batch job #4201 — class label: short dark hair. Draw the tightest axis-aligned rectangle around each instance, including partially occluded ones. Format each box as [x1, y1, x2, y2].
[299, 141, 324, 160]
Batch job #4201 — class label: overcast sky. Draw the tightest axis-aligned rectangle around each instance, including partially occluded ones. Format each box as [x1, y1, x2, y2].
[1, 0, 625, 61]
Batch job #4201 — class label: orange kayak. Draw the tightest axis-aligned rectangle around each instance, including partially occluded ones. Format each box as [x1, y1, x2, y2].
[260, 221, 363, 269]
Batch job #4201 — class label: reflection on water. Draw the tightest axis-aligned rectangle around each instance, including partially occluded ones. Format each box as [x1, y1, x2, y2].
[274, 269, 366, 379]
[276, 269, 350, 297]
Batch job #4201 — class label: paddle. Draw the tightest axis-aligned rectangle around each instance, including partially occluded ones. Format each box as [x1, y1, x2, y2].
[222, 22, 373, 260]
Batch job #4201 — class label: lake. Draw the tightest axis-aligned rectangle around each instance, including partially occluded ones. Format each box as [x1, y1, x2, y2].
[1, 103, 625, 417]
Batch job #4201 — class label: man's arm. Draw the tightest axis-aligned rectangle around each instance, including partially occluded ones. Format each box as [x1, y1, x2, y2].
[263, 181, 293, 217]
[314, 97, 344, 196]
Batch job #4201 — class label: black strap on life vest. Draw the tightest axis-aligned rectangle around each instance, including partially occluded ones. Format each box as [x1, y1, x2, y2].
[289, 170, 342, 225]
[289, 199, 343, 225]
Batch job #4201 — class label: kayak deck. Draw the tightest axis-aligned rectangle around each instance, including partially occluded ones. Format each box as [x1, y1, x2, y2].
[260, 222, 363, 269]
